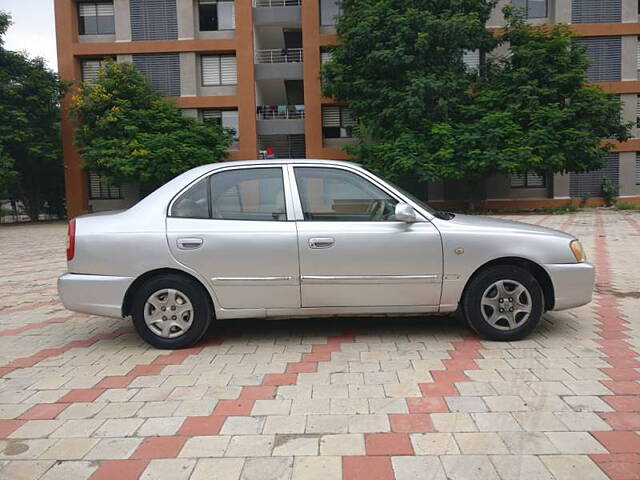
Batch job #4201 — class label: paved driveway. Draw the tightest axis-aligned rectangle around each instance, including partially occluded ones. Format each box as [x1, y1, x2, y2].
[0, 210, 638, 480]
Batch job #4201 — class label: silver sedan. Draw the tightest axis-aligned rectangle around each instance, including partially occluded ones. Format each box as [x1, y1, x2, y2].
[58, 160, 594, 349]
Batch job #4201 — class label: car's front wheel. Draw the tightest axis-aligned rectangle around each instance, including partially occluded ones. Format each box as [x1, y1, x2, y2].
[462, 265, 544, 341]
[131, 274, 212, 349]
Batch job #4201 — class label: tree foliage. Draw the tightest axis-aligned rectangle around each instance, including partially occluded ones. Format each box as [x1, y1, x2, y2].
[0, 11, 67, 220]
[322, 2, 631, 189]
[71, 61, 232, 188]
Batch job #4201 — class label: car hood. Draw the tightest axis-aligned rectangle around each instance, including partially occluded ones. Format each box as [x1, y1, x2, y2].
[441, 214, 574, 240]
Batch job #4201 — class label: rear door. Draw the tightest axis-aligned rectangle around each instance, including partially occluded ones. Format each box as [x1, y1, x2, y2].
[166, 165, 300, 310]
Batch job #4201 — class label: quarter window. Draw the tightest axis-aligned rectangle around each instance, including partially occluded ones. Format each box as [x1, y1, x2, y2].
[171, 178, 210, 218]
[511, 0, 547, 19]
[294, 167, 398, 221]
[78, 1, 115, 35]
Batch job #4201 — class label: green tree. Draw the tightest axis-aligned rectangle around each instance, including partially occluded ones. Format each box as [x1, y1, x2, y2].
[71, 61, 232, 188]
[0, 11, 67, 220]
[322, 2, 630, 204]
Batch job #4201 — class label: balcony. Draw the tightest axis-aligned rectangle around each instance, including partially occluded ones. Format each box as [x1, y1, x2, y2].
[256, 105, 305, 135]
[254, 49, 303, 80]
[253, 0, 302, 25]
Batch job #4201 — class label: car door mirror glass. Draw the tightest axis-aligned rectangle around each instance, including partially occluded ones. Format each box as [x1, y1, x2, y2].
[395, 202, 417, 223]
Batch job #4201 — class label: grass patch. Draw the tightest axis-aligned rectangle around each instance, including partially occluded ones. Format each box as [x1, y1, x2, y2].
[531, 205, 578, 215]
[615, 202, 640, 211]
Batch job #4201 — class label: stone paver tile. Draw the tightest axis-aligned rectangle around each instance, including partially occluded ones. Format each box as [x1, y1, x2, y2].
[554, 412, 612, 431]
[87, 459, 148, 480]
[39, 438, 98, 460]
[251, 400, 291, 416]
[483, 396, 528, 412]
[0, 460, 54, 480]
[136, 401, 181, 418]
[93, 418, 144, 437]
[388, 414, 433, 433]
[368, 398, 408, 415]
[0, 439, 57, 460]
[440, 455, 500, 480]
[472, 413, 521, 432]
[319, 434, 365, 456]
[272, 435, 318, 456]
[221, 416, 265, 435]
[84, 437, 142, 460]
[512, 412, 567, 432]
[455, 433, 509, 454]
[342, 456, 394, 480]
[9, 420, 63, 439]
[348, 415, 390, 433]
[179, 435, 230, 458]
[330, 399, 369, 415]
[365, 433, 413, 456]
[292, 456, 341, 480]
[140, 458, 196, 480]
[39, 461, 97, 480]
[262, 416, 306, 435]
[173, 399, 216, 417]
[410, 433, 460, 455]
[540, 455, 608, 480]
[225, 435, 274, 457]
[445, 396, 488, 413]
[95, 402, 143, 419]
[590, 431, 640, 454]
[50, 419, 104, 438]
[137, 417, 185, 436]
[392, 456, 446, 480]
[430, 413, 477, 433]
[240, 457, 292, 480]
[291, 399, 330, 416]
[306, 415, 348, 434]
[190, 458, 244, 480]
[490, 455, 553, 480]
[56, 403, 106, 420]
[545, 432, 607, 454]
[498, 432, 558, 455]
[131, 436, 187, 459]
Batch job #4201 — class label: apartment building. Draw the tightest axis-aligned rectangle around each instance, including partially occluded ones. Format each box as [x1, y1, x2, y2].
[54, 0, 640, 216]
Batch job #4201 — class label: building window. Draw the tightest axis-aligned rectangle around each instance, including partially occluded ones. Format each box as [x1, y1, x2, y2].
[202, 109, 239, 141]
[320, 0, 341, 26]
[81, 59, 106, 83]
[201, 55, 237, 86]
[322, 105, 355, 138]
[88, 173, 122, 200]
[198, 0, 235, 31]
[463, 50, 480, 70]
[320, 49, 333, 65]
[573, 36, 621, 83]
[511, 0, 547, 18]
[572, 0, 621, 23]
[511, 173, 546, 188]
[78, 1, 115, 35]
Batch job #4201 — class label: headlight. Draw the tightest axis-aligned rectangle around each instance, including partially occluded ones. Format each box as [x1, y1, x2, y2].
[570, 240, 586, 263]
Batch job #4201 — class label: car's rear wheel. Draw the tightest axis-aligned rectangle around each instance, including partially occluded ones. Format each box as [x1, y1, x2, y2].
[131, 274, 212, 349]
[462, 265, 544, 341]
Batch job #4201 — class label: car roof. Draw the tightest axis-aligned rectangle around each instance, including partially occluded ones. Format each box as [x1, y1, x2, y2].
[204, 159, 362, 170]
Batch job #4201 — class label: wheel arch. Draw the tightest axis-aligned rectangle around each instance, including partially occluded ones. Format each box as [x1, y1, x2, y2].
[461, 257, 555, 311]
[122, 268, 215, 318]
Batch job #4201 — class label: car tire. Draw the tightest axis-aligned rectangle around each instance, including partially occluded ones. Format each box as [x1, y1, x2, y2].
[462, 265, 544, 341]
[131, 274, 212, 349]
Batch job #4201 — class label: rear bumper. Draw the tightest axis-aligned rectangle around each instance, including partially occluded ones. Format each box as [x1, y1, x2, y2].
[57, 273, 134, 318]
[544, 262, 595, 311]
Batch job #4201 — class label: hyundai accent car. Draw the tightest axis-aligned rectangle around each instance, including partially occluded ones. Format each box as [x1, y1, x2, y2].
[58, 160, 594, 349]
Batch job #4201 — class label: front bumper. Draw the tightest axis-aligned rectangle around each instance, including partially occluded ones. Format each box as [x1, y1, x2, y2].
[57, 273, 134, 318]
[544, 262, 595, 311]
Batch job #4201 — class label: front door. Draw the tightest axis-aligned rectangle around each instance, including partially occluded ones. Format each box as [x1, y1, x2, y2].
[292, 166, 443, 308]
[166, 166, 299, 310]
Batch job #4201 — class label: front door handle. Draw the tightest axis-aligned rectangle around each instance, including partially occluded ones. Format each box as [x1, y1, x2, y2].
[177, 237, 203, 250]
[309, 237, 335, 249]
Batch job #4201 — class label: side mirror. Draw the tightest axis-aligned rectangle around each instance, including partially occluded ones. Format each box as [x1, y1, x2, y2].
[395, 202, 417, 223]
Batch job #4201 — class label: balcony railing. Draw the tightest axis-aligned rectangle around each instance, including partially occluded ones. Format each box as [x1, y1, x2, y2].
[257, 105, 305, 120]
[254, 0, 301, 6]
[255, 48, 303, 64]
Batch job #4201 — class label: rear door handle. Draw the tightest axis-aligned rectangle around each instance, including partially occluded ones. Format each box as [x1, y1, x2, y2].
[177, 237, 203, 250]
[309, 237, 335, 249]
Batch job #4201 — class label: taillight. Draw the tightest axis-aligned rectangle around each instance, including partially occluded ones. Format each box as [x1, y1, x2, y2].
[67, 219, 76, 261]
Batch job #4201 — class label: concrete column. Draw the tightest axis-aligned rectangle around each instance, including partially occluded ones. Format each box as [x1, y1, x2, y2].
[116, 54, 133, 63]
[622, 0, 637, 22]
[622, 36, 637, 81]
[180, 52, 197, 97]
[177, 0, 196, 40]
[619, 152, 639, 196]
[487, 0, 508, 28]
[553, 173, 570, 199]
[114, 0, 132, 42]
[554, 0, 571, 23]
[621, 94, 638, 138]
